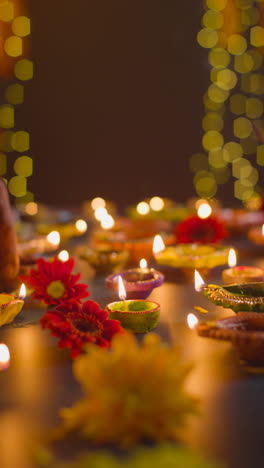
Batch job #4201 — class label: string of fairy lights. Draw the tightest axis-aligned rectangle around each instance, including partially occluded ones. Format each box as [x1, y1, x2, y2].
[0, 0, 33, 203]
[193, 0, 264, 202]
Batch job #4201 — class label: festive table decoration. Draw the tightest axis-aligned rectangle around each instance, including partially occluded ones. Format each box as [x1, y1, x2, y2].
[0, 283, 26, 327]
[106, 276, 160, 332]
[80, 245, 129, 275]
[0, 178, 20, 291]
[197, 313, 264, 363]
[20, 256, 89, 307]
[248, 224, 264, 246]
[35, 443, 221, 468]
[221, 209, 264, 235]
[222, 248, 264, 285]
[40, 300, 124, 359]
[18, 231, 61, 257]
[127, 197, 191, 222]
[105, 258, 164, 300]
[203, 283, 264, 313]
[36, 219, 87, 243]
[59, 333, 197, 447]
[175, 215, 228, 244]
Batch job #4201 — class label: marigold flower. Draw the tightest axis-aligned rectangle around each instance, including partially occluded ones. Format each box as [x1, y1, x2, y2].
[175, 215, 228, 244]
[20, 256, 89, 307]
[60, 333, 198, 447]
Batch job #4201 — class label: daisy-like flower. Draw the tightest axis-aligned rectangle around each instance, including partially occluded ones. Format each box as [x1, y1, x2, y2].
[40, 300, 124, 358]
[175, 215, 228, 244]
[59, 333, 197, 447]
[20, 256, 89, 307]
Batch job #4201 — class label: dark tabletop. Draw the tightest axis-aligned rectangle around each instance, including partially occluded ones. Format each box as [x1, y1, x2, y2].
[1, 241, 264, 468]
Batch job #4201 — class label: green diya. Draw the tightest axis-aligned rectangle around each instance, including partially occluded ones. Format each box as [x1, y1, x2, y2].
[106, 300, 160, 333]
[203, 282, 264, 313]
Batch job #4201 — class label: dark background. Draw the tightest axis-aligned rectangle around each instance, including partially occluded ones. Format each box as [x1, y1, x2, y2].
[16, 1, 231, 206]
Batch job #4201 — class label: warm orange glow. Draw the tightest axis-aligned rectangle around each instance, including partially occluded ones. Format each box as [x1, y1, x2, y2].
[136, 201, 150, 215]
[0, 344, 10, 370]
[101, 214, 115, 230]
[58, 250, 69, 262]
[94, 207, 108, 221]
[262, 224, 264, 236]
[75, 219, 87, 233]
[187, 313, 199, 330]
[118, 275, 127, 301]
[150, 196, 164, 212]
[153, 234, 165, 254]
[140, 258, 148, 269]
[228, 248, 237, 268]
[19, 283, 26, 299]
[194, 270, 205, 291]
[47, 231, 60, 246]
[25, 202, 38, 216]
[91, 197, 105, 210]
[197, 202, 212, 219]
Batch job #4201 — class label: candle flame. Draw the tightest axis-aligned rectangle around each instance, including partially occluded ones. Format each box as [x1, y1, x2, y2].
[194, 270, 205, 292]
[75, 219, 87, 233]
[47, 230, 60, 246]
[187, 313, 199, 330]
[118, 275, 127, 301]
[91, 197, 105, 210]
[262, 224, 264, 236]
[197, 202, 212, 219]
[136, 201, 150, 215]
[150, 196, 164, 212]
[19, 283, 26, 299]
[228, 248, 237, 268]
[153, 234, 165, 254]
[0, 344, 10, 370]
[58, 250, 69, 262]
[101, 214, 115, 230]
[94, 207, 108, 221]
[140, 258, 148, 269]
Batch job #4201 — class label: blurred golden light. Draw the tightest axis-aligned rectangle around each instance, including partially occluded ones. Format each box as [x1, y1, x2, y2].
[233, 117, 252, 139]
[209, 148, 227, 168]
[230, 94, 246, 115]
[58, 250, 69, 262]
[241, 7, 259, 27]
[47, 231, 60, 247]
[206, 0, 227, 11]
[250, 26, 264, 47]
[136, 201, 150, 215]
[140, 258, 148, 269]
[248, 50, 263, 71]
[202, 112, 223, 132]
[203, 10, 223, 29]
[202, 130, 224, 151]
[232, 158, 252, 179]
[257, 145, 264, 166]
[209, 48, 230, 69]
[0, 344, 10, 370]
[14, 59, 33, 81]
[0, 154, 6, 175]
[208, 83, 229, 103]
[197, 202, 212, 219]
[234, 53, 254, 74]
[227, 34, 247, 56]
[246, 97, 263, 119]
[4, 36, 22, 57]
[11, 131, 30, 152]
[14, 156, 32, 177]
[234, 180, 253, 201]
[153, 234, 165, 254]
[12, 16, 30, 37]
[25, 202, 38, 216]
[5, 84, 24, 105]
[216, 69, 238, 90]
[197, 28, 218, 49]
[0, 105, 14, 129]
[8, 176, 27, 197]
[228, 248, 237, 268]
[91, 197, 105, 210]
[94, 207, 108, 221]
[187, 313, 199, 330]
[0, 2, 14, 22]
[195, 173, 217, 198]
[223, 141, 243, 162]
[101, 215, 115, 230]
[195, 270, 205, 292]
[149, 196, 164, 211]
[75, 219, 87, 233]
[19, 283, 26, 299]
[189, 153, 208, 172]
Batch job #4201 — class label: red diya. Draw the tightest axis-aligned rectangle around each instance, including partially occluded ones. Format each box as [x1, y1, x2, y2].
[197, 313, 264, 363]
[105, 259, 164, 300]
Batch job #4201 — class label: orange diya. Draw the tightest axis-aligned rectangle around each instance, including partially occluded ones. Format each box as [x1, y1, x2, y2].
[222, 249, 264, 285]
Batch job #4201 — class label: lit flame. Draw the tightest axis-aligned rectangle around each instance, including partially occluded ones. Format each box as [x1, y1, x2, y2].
[47, 230, 60, 246]
[194, 270, 205, 292]
[25, 202, 38, 216]
[75, 219, 87, 233]
[197, 202, 212, 219]
[58, 250, 69, 262]
[136, 201, 150, 215]
[94, 207, 108, 221]
[101, 214, 115, 230]
[262, 224, 264, 236]
[228, 248, 237, 268]
[91, 197, 106, 210]
[0, 344, 10, 370]
[150, 196, 164, 212]
[118, 275, 127, 301]
[187, 313, 199, 330]
[140, 258, 148, 269]
[19, 283, 26, 299]
[153, 234, 165, 254]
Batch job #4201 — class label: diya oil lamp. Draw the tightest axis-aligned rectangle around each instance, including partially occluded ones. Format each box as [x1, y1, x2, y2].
[127, 197, 190, 222]
[222, 249, 264, 285]
[18, 230, 61, 257]
[36, 219, 88, 243]
[105, 258, 164, 300]
[0, 283, 26, 327]
[106, 276, 160, 333]
[80, 245, 129, 275]
[203, 282, 264, 313]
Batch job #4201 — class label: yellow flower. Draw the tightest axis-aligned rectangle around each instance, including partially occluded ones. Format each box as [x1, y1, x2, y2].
[60, 333, 198, 447]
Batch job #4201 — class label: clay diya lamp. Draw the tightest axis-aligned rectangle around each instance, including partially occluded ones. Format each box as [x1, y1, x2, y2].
[105, 259, 164, 299]
[106, 276, 160, 333]
[197, 313, 264, 363]
[36, 219, 88, 243]
[222, 248, 264, 285]
[80, 245, 129, 275]
[127, 197, 191, 222]
[222, 209, 264, 236]
[203, 282, 264, 313]
[0, 283, 26, 327]
[248, 224, 264, 246]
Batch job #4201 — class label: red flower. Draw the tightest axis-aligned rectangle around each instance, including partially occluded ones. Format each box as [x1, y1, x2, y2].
[175, 215, 228, 244]
[40, 300, 125, 358]
[20, 256, 89, 307]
